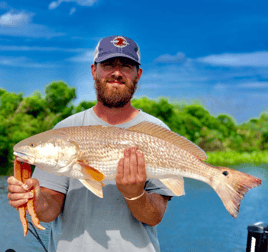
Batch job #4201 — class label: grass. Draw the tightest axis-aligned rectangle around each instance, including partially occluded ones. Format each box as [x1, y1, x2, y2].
[206, 150, 268, 167]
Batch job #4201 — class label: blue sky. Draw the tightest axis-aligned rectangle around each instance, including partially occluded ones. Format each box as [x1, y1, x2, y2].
[1, 0, 268, 124]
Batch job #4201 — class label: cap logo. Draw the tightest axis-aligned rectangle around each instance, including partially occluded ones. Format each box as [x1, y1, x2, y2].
[111, 36, 129, 48]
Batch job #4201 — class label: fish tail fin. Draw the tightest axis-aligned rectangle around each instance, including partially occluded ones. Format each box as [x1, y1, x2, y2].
[211, 167, 261, 218]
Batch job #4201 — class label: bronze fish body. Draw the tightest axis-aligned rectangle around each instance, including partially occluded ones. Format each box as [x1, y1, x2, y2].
[13, 122, 261, 218]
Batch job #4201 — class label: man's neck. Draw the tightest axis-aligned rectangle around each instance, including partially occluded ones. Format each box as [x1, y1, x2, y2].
[93, 102, 139, 125]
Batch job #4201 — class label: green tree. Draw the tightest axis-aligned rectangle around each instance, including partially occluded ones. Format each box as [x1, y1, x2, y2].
[132, 97, 175, 123]
[45, 81, 76, 126]
[45, 81, 76, 114]
[75, 101, 96, 113]
[257, 113, 268, 150]
[0, 89, 23, 115]
[20, 91, 47, 118]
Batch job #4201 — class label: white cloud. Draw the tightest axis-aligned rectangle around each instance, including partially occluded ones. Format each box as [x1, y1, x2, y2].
[154, 52, 186, 64]
[250, 92, 268, 99]
[69, 7, 76, 15]
[0, 11, 65, 38]
[0, 11, 31, 27]
[142, 63, 210, 84]
[48, 1, 60, 10]
[0, 56, 56, 68]
[237, 82, 268, 89]
[75, 0, 98, 6]
[0, 45, 85, 52]
[68, 50, 95, 62]
[49, 0, 98, 10]
[212, 83, 230, 90]
[197, 51, 268, 67]
[140, 83, 193, 89]
[212, 81, 268, 91]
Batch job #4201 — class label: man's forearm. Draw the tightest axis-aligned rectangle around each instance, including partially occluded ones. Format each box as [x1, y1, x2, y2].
[34, 187, 65, 223]
[124, 191, 169, 226]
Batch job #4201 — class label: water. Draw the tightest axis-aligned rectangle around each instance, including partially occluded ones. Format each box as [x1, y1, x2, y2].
[0, 176, 51, 252]
[0, 164, 267, 252]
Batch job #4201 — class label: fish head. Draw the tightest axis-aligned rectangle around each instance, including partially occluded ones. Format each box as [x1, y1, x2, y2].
[13, 129, 79, 173]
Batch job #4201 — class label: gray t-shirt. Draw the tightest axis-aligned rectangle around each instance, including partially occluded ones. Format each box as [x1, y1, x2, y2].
[33, 108, 179, 252]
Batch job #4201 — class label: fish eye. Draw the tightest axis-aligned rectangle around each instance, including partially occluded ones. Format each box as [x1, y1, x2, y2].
[222, 171, 228, 176]
[29, 143, 36, 148]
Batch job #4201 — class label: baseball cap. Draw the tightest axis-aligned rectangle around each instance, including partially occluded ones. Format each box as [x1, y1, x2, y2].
[93, 35, 141, 65]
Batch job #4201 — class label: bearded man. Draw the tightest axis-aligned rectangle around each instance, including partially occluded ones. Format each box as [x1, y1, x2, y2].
[7, 36, 179, 252]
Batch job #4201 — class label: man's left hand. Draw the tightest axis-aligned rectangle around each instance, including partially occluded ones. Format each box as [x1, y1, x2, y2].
[116, 147, 147, 199]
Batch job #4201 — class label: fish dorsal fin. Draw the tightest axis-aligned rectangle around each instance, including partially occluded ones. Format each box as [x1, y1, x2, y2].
[128, 122, 207, 160]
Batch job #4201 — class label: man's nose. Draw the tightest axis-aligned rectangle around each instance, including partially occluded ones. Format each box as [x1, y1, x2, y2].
[111, 67, 123, 77]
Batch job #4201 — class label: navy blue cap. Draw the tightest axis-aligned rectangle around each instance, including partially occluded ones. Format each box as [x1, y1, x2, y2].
[94, 35, 141, 65]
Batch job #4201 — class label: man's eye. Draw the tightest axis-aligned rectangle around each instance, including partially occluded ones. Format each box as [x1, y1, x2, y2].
[102, 63, 113, 69]
[123, 64, 132, 68]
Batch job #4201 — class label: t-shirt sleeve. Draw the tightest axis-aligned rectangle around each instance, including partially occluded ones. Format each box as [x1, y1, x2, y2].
[32, 167, 69, 194]
[145, 179, 177, 197]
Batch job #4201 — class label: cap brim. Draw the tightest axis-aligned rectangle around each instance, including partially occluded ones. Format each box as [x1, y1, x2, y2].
[94, 53, 140, 65]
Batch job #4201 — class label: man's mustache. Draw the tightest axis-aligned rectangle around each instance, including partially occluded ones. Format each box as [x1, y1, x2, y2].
[106, 77, 126, 84]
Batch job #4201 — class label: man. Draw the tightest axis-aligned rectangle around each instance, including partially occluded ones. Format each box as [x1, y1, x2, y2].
[7, 35, 180, 252]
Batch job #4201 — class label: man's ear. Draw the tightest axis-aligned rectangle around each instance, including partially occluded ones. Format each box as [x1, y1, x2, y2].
[91, 64, 97, 80]
[137, 68, 143, 81]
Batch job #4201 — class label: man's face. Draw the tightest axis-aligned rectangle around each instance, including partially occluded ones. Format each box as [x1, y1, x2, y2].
[91, 57, 142, 108]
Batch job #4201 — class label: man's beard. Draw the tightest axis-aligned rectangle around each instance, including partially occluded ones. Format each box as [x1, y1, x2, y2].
[94, 76, 138, 108]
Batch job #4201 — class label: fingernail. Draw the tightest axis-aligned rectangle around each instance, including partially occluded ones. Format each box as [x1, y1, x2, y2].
[131, 147, 137, 152]
[137, 150, 142, 155]
[22, 184, 29, 190]
[28, 192, 34, 198]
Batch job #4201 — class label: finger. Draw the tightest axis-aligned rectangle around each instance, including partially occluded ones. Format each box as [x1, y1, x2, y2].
[7, 184, 28, 194]
[7, 176, 24, 186]
[123, 148, 131, 178]
[8, 191, 34, 202]
[129, 147, 138, 182]
[9, 198, 29, 209]
[137, 150, 146, 180]
[23, 178, 41, 197]
[116, 158, 124, 179]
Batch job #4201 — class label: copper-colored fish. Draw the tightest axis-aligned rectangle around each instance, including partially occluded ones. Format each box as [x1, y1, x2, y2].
[13, 122, 261, 218]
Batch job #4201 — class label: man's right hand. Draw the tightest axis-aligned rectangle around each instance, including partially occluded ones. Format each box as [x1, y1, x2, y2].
[7, 177, 65, 222]
[7, 176, 41, 209]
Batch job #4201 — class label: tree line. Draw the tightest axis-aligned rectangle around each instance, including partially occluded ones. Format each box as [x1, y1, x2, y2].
[0, 81, 267, 175]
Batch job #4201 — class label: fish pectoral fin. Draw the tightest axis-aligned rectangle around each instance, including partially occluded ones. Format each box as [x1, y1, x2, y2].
[78, 160, 105, 182]
[160, 177, 185, 196]
[79, 179, 104, 198]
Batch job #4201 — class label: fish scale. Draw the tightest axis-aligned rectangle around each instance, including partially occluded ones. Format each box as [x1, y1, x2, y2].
[60, 126, 219, 183]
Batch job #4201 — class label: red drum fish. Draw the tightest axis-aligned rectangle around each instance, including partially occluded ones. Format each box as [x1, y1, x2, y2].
[13, 122, 261, 218]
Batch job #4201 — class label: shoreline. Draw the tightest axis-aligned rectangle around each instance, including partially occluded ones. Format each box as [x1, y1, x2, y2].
[207, 150, 268, 166]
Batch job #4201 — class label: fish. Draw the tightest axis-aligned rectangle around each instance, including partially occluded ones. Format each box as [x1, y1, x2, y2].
[13, 121, 261, 218]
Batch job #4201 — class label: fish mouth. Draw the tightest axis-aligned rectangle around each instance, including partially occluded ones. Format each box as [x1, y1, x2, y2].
[13, 152, 35, 165]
